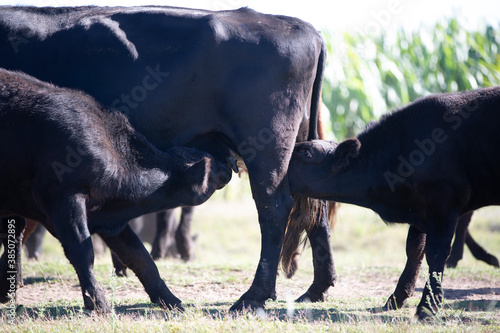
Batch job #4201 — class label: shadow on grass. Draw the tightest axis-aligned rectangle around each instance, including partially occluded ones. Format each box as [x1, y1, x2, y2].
[448, 299, 499, 312]
[199, 301, 413, 324]
[23, 276, 64, 285]
[16, 302, 164, 320]
[445, 288, 500, 300]
[415, 287, 500, 300]
[8, 299, 499, 324]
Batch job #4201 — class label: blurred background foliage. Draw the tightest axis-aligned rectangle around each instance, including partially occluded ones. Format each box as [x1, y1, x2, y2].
[322, 18, 500, 140]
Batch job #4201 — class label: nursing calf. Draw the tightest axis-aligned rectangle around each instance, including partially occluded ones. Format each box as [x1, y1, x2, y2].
[0, 69, 229, 312]
[289, 87, 500, 319]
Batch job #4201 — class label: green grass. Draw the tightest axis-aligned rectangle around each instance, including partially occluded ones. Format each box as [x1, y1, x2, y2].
[2, 179, 499, 332]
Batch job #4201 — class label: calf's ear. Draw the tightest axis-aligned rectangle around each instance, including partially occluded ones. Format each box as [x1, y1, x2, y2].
[332, 138, 361, 172]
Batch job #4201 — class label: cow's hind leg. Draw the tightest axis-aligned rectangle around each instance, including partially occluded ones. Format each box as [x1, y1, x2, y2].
[296, 201, 336, 302]
[384, 226, 426, 311]
[99, 225, 182, 310]
[465, 230, 500, 267]
[446, 213, 472, 268]
[44, 194, 109, 313]
[447, 212, 499, 267]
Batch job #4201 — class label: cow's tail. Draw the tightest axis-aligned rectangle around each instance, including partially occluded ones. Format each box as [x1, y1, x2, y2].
[280, 38, 338, 278]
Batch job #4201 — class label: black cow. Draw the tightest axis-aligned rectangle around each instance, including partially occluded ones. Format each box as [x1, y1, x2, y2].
[0, 69, 228, 312]
[0, 6, 336, 311]
[288, 87, 500, 319]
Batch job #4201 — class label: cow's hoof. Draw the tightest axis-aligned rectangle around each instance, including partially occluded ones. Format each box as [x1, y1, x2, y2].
[175, 237, 193, 262]
[296, 290, 326, 303]
[415, 306, 439, 322]
[115, 268, 128, 278]
[487, 255, 500, 268]
[0, 294, 11, 304]
[229, 288, 273, 313]
[161, 301, 184, 312]
[382, 294, 406, 311]
[157, 296, 184, 312]
[415, 297, 440, 321]
[445, 260, 458, 268]
[229, 298, 265, 313]
[83, 294, 111, 314]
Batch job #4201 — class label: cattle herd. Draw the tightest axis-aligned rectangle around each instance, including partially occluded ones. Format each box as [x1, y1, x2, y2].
[0, 5, 497, 322]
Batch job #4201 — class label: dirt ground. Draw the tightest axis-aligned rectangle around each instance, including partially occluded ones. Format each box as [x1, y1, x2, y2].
[15, 264, 499, 309]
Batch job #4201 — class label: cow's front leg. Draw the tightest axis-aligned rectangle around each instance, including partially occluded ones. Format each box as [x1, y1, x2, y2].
[230, 183, 293, 312]
[296, 201, 336, 302]
[415, 213, 457, 320]
[99, 225, 182, 310]
[384, 226, 426, 310]
[45, 194, 109, 313]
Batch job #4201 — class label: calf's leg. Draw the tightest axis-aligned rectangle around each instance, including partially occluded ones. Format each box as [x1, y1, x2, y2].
[111, 252, 128, 277]
[99, 225, 182, 310]
[44, 194, 109, 313]
[415, 213, 457, 320]
[447, 212, 498, 268]
[384, 226, 426, 310]
[446, 213, 472, 268]
[465, 230, 500, 267]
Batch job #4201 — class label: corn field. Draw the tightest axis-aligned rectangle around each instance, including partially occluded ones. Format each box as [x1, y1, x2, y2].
[323, 18, 500, 139]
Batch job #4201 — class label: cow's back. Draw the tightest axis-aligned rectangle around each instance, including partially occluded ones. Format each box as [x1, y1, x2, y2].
[390, 87, 500, 212]
[0, 6, 323, 150]
[0, 69, 128, 202]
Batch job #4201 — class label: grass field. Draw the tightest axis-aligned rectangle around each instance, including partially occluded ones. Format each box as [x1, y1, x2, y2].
[2, 178, 499, 332]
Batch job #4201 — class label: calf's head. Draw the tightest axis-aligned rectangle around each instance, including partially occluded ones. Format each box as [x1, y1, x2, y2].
[288, 139, 361, 199]
[167, 147, 232, 206]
